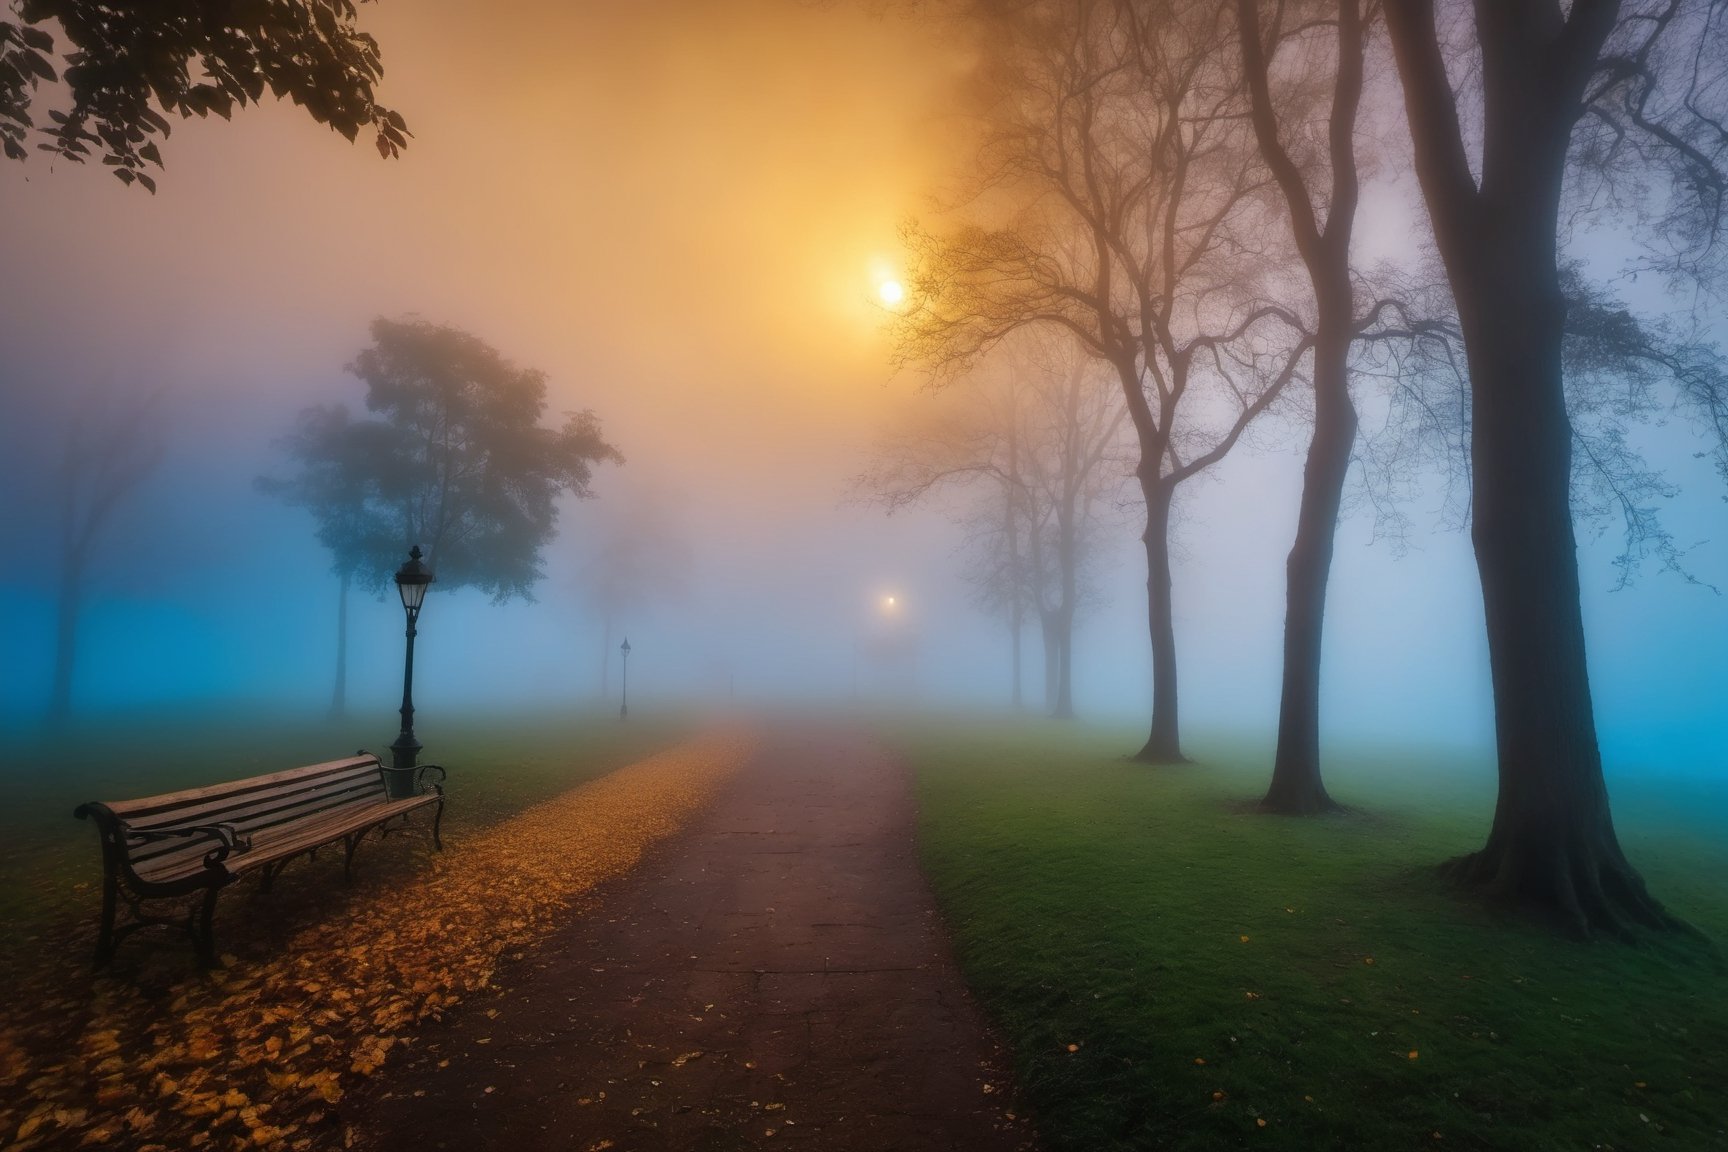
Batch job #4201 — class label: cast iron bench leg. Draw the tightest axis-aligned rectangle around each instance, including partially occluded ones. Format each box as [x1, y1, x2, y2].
[193, 886, 221, 969]
[343, 832, 364, 882]
[93, 869, 119, 968]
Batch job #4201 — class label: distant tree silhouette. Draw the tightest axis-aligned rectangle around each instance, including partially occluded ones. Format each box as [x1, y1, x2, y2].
[256, 406, 398, 720]
[0, 0, 407, 189]
[264, 319, 622, 710]
[48, 391, 164, 728]
[858, 338, 1128, 718]
[1383, 0, 1728, 936]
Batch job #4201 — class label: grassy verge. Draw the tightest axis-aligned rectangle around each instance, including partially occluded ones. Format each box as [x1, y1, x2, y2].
[0, 707, 695, 969]
[898, 717, 1728, 1152]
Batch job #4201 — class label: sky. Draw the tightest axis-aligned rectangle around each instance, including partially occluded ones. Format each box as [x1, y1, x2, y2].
[0, 0, 1723, 782]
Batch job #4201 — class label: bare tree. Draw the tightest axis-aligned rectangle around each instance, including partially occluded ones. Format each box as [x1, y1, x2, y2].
[47, 390, 165, 727]
[859, 335, 1128, 716]
[896, 0, 1311, 760]
[1017, 338, 1131, 717]
[1234, 0, 1370, 814]
[860, 366, 1039, 710]
[1382, 0, 1728, 936]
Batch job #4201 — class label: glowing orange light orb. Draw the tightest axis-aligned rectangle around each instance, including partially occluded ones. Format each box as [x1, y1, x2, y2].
[878, 279, 905, 306]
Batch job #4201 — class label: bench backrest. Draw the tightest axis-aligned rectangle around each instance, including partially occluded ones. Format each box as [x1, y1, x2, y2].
[106, 755, 387, 873]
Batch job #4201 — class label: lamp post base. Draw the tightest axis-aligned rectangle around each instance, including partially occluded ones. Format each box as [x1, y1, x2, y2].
[387, 735, 422, 799]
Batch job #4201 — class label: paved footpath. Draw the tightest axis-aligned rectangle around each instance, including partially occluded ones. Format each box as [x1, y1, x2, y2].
[354, 723, 1036, 1152]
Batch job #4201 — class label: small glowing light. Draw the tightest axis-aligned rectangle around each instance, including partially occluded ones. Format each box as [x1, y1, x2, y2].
[886, 596, 897, 606]
[878, 279, 905, 306]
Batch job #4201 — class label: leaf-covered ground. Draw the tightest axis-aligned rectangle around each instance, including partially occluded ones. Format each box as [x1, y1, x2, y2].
[0, 728, 753, 1152]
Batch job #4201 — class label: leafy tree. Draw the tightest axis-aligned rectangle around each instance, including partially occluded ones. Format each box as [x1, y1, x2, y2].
[1, 0, 407, 189]
[264, 319, 622, 706]
[1382, 0, 1728, 936]
[346, 318, 623, 597]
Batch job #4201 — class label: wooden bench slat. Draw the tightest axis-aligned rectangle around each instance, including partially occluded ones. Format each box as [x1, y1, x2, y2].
[119, 768, 383, 830]
[128, 773, 389, 855]
[125, 762, 383, 831]
[129, 786, 397, 877]
[105, 756, 381, 818]
[134, 793, 440, 885]
[126, 780, 385, 869]
[126, 770, 386, 860]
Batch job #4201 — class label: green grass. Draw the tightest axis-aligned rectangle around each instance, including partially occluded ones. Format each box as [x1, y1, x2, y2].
[0, 707, 695, 967]
[897, 717, 1728, 1152]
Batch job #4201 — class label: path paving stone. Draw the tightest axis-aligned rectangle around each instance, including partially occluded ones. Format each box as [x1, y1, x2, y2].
[353, 723, 1035, 1152]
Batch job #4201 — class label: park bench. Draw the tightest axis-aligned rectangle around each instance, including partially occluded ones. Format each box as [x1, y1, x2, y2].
[74, 753, 445, 968]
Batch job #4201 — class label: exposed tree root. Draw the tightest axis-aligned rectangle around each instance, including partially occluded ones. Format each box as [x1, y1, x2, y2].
[1438, 836, 1702, 944]
[1132, 743, 1190, 765]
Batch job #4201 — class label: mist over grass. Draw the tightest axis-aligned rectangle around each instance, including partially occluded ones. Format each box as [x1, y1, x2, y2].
[895, 714, 1728, 1151]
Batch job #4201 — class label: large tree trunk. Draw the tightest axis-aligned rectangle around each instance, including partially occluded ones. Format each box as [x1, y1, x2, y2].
[1385, 0, 1673, 935]
[1450, 243, 1670, 936]
[1265, 312, 1354, 814]
[1009, 600, 1024, 712]
[329, 571, 350, 722]
[1239, 0, 1362, 815]
[1136, 480, 1185, 762]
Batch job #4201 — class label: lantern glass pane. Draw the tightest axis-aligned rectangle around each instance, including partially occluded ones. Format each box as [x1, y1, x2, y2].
[398, 577, 429, 611]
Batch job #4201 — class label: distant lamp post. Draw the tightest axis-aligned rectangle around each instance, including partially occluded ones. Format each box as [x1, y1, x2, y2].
[619, 637, 632, 720]
[387, 545, 435, 799]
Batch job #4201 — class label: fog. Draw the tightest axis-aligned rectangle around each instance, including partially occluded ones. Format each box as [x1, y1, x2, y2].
[1, 0, 1724, 786]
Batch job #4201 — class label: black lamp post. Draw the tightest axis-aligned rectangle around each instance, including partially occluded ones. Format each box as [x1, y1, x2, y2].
[619, 637, 631, 720]
[387, 545, 435, 799]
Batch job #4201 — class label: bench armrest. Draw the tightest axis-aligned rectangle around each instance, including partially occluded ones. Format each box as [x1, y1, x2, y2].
[416, 763, 447, 788]
[132, 822, 252, 865]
